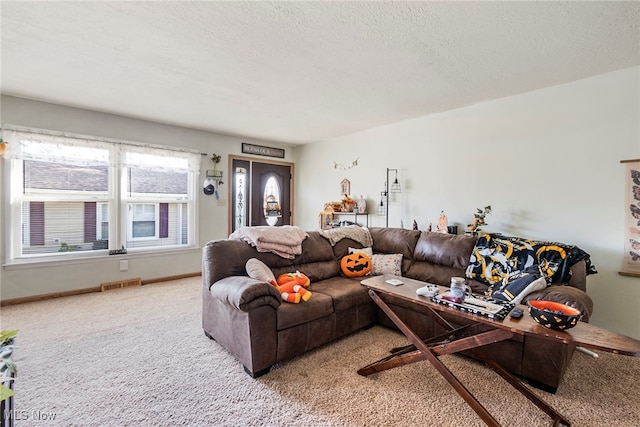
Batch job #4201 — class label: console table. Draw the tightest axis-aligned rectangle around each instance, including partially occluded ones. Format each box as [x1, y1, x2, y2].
[319, 212, 369, 229]
[359, 275, 640, 427]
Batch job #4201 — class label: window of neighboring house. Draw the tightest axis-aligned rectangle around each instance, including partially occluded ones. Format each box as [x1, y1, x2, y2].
[4, 126, 200, 263]
[123, 150, 188, 249]
[130, 203, 158, 239]
[97, 203, 109, 241]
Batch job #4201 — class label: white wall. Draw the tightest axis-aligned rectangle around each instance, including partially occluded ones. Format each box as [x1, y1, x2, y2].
[0, 96, 295, 300]
[295, 67, 640, 339]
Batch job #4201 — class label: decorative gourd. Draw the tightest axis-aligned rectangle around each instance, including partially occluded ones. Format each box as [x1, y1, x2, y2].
[340, 252, 372, 277]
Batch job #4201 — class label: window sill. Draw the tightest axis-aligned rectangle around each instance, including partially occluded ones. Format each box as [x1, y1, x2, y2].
[3, 246, 201, 270]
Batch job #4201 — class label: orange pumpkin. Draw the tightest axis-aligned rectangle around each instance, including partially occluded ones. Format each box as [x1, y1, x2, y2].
[340, 252, 372, 277]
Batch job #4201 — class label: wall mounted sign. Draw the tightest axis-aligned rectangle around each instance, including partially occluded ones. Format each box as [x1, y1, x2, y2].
[620, 158, 640, 277]
[242, 143, 285, 159]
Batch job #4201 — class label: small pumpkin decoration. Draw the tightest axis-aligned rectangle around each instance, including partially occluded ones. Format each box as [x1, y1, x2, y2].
[340, 252, 372, 277]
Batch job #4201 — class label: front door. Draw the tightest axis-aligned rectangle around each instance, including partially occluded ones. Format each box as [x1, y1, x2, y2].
[230, 158, 293, 232]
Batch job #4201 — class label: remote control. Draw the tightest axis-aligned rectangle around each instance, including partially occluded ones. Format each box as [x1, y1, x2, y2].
[509, 308, 524, 319]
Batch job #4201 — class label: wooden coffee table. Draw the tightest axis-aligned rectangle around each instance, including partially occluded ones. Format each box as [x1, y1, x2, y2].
[359, 275, 640, 427]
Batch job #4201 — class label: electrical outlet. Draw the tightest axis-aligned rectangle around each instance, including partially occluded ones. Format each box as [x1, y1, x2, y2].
[119, 260, 129, 271]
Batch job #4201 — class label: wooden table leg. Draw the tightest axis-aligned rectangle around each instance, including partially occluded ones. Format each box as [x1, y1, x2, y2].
[389, 323, 500, 354]
[367, 289, 502, 427]
[477, 355, 571, 427]
[363, 288, 573, 427]
[357, 328, 513, 376]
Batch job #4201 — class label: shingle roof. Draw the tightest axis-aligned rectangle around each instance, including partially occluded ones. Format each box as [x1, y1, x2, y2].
[24, 161, 188, 194]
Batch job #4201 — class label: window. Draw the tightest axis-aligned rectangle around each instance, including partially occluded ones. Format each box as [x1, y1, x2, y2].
[4, 126, 200, 263]
[130, 204, 158, 239]
[263, 176, 281, 226]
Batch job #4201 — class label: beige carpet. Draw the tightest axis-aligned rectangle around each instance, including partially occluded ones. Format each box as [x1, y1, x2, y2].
[2, 277, 639, 427]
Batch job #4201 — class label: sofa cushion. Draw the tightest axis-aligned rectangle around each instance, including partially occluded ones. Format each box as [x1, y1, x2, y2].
[405, 262, 470, 288]
[370, 253, 402, 276]
[412, 232, 476, 269]
[270, 232, 341, 282]
[276, 290, 334, 330]
[369, 227, 420, 274]
[348, 246, 373, 257]
[340, 253, 372, 277]
[369, 227, 420, 260]
[246, 258, 277, 285]
[523, 285, 594, 322]
[203, 233, 337, 286]
[311, 277, 372, 312]
[272, 261, 340, 284]
[331, 238, 370, 260]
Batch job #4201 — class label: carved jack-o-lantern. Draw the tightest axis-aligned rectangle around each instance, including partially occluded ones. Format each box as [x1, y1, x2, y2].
[340, 252, 372, 277]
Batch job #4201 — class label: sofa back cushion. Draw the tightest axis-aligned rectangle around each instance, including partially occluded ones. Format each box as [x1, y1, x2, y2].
[203, 231, 339, 289]
[275, 232, 341, 282]
[369, 228, 420, 276]
[412, 232, 477, 269]
[331, 238, 371, 260]
[203, 239, 267, 287]
[401, 232, 477, 288]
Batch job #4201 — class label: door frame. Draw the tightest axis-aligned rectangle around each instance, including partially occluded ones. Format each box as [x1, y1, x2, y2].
[227, 155, 295, 234]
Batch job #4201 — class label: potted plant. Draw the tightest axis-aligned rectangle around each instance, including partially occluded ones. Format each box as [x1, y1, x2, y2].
[210, 153, 222, 176]
[1, 329, 18, 427]
[467, 205, 492, 234]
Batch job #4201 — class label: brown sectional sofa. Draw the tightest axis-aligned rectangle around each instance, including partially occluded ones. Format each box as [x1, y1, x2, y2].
[202, 227, 594, 392]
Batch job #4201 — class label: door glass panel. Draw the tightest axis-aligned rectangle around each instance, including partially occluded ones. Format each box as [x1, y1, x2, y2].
[234, 167, 248, 230]
[263, 176, 281, 226]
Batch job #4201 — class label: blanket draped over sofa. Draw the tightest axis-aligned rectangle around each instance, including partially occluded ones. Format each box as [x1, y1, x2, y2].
[229, 225, 308, 259]
[203, 226, 595, 393]
[318, 225, 373, 247]
[466, 233, 598, 285]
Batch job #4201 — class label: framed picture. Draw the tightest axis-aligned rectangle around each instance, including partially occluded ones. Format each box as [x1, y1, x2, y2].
[340, 179, 350, 196]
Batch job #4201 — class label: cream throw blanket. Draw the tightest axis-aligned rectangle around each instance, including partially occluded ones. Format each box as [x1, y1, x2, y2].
[318, 225, 373, 247]
[229, 225, 308, 259]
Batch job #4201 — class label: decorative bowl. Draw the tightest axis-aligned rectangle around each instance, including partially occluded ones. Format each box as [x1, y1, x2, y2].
[528, 300, 581, 330]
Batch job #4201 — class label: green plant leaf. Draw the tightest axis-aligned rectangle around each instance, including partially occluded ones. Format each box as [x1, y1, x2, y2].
[0, 383, 14, 401]
[1, 359, 17, 376]
[0, 330, 18, 347]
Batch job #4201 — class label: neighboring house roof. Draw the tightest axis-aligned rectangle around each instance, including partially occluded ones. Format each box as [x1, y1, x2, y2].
[24, 161, 188, 194]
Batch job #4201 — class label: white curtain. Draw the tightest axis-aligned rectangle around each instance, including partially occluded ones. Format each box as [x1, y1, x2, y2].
[2, 125, 201, 173]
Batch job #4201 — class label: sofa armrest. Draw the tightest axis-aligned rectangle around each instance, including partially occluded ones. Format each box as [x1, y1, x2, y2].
[568, 260, 587, 292]
[210, 276, 282, 312]
[523, 285, 594, 322]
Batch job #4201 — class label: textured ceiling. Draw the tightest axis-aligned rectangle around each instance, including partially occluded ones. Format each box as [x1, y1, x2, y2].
[2, 1, 639, 145]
